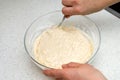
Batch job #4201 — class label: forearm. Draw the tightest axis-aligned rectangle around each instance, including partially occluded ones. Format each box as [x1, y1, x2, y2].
[94, 0, 119, 12]
[102, 0, 120, 8]
[112, 0, 120, 4]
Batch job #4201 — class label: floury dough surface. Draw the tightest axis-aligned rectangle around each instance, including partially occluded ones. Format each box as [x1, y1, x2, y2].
[34, 26, 94, 69]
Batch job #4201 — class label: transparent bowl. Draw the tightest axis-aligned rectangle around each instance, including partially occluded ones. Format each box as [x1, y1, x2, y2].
[24, 10, 101, 70]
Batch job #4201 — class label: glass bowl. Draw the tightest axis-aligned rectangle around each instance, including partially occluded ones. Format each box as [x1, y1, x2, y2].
[24, 10, 101, 70]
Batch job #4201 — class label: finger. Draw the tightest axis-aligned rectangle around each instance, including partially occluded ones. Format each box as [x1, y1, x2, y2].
[62, 62, 80, 68]
[43, 69, 64, 78]
[62, 6, 80, 16]
[62, 0, 74, 6]
[62, 7, 74, 16]
[62, 64, 68, 69]
[62, 0, 80, 6]
[63, 62, 83, 68]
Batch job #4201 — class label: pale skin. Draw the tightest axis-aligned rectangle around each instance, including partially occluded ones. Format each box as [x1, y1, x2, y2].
[43, 0, 120, 80]
[62, 0, 120, 16]
[43, 62, 107, 80]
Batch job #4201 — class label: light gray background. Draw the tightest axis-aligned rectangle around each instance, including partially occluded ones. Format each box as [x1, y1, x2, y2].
[0, 0, 120, 80]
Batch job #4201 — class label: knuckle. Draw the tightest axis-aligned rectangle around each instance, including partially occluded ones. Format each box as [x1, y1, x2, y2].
[62, 7, 69, 15]
[62, 0, 65, 5]
[62, 7, 66, 13]
[74, 6, 81, 13]
[62, 0, 66, 3]
[73, 0, 79, 4]
[74, 6, 87, 15]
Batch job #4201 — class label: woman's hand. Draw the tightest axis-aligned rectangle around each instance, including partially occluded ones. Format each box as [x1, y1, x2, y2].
[43, 62, 107, 80]
[62, 0, 119, 17]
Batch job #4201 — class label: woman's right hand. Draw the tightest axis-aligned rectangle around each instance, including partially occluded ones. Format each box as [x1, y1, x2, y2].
[62, 0, 120, 17]
[43, 62, 107, 80]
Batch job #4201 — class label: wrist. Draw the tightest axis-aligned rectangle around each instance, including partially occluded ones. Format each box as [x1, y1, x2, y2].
[104, 0, 120, 7]
[97, 0, 119, 9]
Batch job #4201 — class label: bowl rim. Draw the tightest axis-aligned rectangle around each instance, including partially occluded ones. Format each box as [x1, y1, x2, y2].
[24, 10, 101, 69]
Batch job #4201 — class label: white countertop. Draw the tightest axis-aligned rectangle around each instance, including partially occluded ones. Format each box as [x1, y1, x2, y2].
[0, 0, 120, 80]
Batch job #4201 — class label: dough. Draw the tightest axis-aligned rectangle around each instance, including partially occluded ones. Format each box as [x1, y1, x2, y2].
[34, 26, 94, 69]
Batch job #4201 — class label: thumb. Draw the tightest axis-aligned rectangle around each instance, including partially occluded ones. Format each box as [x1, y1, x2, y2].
[62, 62, 83, 68]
